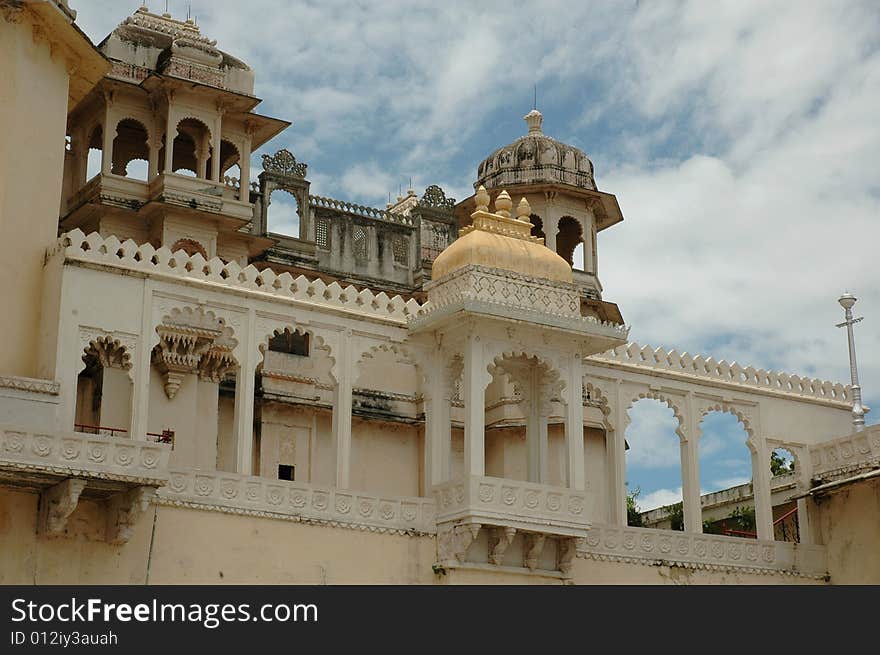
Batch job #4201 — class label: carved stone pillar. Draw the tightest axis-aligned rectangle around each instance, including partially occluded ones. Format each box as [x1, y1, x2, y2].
[749, 437, 774, 541]
[565, 356, 586, 491]
[332, 331, 354, 489]
[423, 349, 452, 491]
[232, 310, 257, 475]
[239, 138, 252, 200]
[608, 382, 628, 526]
[463, 332, 486, 477]
[525, 365, 548, 484]
[681, 392, 703, 533]
[680, 438, 703, 533]
[101, 114, 114, 177]
[147, 139, 160, 180]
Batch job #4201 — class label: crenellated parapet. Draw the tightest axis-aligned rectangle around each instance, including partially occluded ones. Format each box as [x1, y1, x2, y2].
[588, 342, 851, 404]
[52, 229, 423, 324]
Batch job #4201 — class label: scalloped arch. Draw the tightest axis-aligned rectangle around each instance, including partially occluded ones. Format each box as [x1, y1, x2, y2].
[626, 392, 686, 440]
[698, 403, 754, 439]
[258, 324, 336, 382]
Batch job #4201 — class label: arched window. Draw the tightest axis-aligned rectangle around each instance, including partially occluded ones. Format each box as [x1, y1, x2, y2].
[624, 399, 683, 530]
[530, 214, 545, 241]
[86, 125, 103, 180]
[266, 189, 301, 237]
[556, 216, 583, 267]
[172, 118, 211, 178]
[699, 412, 754, 537]
[111, 118, 149, 180]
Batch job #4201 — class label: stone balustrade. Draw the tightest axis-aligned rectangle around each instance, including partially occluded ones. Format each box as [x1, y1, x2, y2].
[578, 523, 827, 578]
[158, 469, 436, 535]
[434, 475, 591, 537]
[810, 424, 880, 481]
[589, 342, 851, 403]
[0, 425, 170, 485]
[310, 195, 415, 226]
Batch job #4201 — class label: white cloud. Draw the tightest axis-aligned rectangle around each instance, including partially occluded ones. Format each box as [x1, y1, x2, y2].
[625, 400, 681, 470]
[637, 487, 683, 512]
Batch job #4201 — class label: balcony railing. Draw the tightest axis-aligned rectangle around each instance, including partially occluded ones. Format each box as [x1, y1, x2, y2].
[158, 469, 435, 534]
[434, 475, 592, 537]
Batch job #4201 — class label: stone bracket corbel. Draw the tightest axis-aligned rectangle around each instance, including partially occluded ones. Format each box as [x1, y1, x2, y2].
[38, 478, 87, 537]
[523, 533, 547, 571]
[453, 523, 481, 563]
[488, 527, 516, 566]
[106, 486, 157, 545]
[558, 537, 579, 575]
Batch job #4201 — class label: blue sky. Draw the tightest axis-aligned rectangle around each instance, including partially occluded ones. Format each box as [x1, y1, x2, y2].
[73, 1, 880, 510]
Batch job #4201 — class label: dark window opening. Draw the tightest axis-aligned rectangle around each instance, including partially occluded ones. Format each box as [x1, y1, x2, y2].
[268, 330, 310, 356]
[278, 464, 295, 481]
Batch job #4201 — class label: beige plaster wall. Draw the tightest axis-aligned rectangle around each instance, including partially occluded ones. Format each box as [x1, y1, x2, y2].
[0, 18, 71, 378]
[813, 477, 880, 584]
[0, 486, 823, 585]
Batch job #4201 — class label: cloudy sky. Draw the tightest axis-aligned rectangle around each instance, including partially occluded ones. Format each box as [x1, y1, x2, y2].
[74, 1, 879, 511]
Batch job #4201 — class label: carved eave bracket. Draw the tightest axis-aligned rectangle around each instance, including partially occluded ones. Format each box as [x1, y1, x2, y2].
[107, 486, 157, 545]
[38, 478, 87, 537]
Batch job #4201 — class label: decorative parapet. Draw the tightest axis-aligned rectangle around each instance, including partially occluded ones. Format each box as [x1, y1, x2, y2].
[0, 376, 60, 396]
[410, 264, 629, 339]
[53, 230, 422, 324]
[434, 476, 591, 537]
[310, 195, 415, 227]
[578, 524, 827, 578]
[157, 469, 436, 535]
[810, 425, 880, 482]
[0, 426, 170, 485]
[588, 342, 851, 404]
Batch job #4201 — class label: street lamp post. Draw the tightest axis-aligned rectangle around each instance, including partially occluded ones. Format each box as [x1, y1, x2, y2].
[836, 292, 866, 432]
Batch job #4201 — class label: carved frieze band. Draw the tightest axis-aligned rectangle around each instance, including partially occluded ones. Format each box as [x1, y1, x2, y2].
[810, 426, 880, 481]
[158, 469, 436, 535]
[578, 524, 828, 578]
[0, 426, 170, 485]
[0, 376, 60, 396]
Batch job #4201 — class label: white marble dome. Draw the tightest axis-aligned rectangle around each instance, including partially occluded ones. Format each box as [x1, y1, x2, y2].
[476, 109, 596, 192]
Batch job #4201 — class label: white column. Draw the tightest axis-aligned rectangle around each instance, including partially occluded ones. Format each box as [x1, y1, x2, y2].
[211, 113, 223, 182]
[544, 208, 559, 254]
[147, 140, 160, 181]
[130, 282, 154, 439]
[101, 113, 114, 176]
[463, 333, 485, 477]
[233, 309, 257, 475]
[239, 138, 252, 201]
[681, 393, 703, 533]
[331, 331, 354, 488]
[423, 352, 451, 492]
[750, 438, 774, 540]
[795, 449, 814, 544]
[164, 108, 175, 174]
[607, 382, 628, 526]
[565, 356, 586, 490]
[526, 367, 544, 483]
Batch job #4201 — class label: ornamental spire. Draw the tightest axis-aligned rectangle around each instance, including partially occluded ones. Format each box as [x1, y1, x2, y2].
[524, 108, 543, 135]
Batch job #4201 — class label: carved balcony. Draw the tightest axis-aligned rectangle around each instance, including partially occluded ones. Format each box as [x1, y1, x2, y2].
[149, 173, 253, 222]
[0, 425, 171, 543]
[433, 476, 591, 538]
[158, 469, 436, 535]
[579, 523, 828, 579]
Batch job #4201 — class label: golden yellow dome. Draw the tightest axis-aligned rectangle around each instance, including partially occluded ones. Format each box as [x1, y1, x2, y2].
[431, 188, 572, 283]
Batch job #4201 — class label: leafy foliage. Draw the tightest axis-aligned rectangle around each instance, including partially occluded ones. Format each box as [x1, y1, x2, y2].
[770, 449, 795, 476]
[662, 501, 685, 531]
[626, 484, 644, 527]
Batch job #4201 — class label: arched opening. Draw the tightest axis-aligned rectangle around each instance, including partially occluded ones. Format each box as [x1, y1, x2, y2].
[530, 214, 545, 241]
[150, 307, 236, 468]
[170, 238, 208, 258]
[481, 354, 565, 486]
[249, 327, 336, 484]
[74, 338, 132, 437]
[111, 118, 149, 180]
[86, 125, 103, 181]
[266, 189, 301, 237]
[351, 345, 422, 496]
[624, 399, 683, 530]
[698, 411, 754, 537]
[172, 117, 211, 178]
[770, 447, 799, 542]
[573, 242, 585, 270]
[556, 216, 583, 267]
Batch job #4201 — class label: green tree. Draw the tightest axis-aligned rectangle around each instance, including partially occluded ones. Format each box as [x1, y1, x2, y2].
[626, 485, 644, 527]
[662, 501, 685, 531]
[770, 450, 795, 476]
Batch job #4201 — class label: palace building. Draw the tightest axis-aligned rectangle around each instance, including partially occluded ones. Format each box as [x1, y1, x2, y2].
[1, 1, 878, 584]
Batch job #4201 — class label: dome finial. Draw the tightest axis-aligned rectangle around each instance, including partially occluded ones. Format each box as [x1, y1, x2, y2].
[495, 190, 513, 218]
[524, 108, 543, 135]
[516, 197, 532, 223]
[474, 185, 490, 212]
